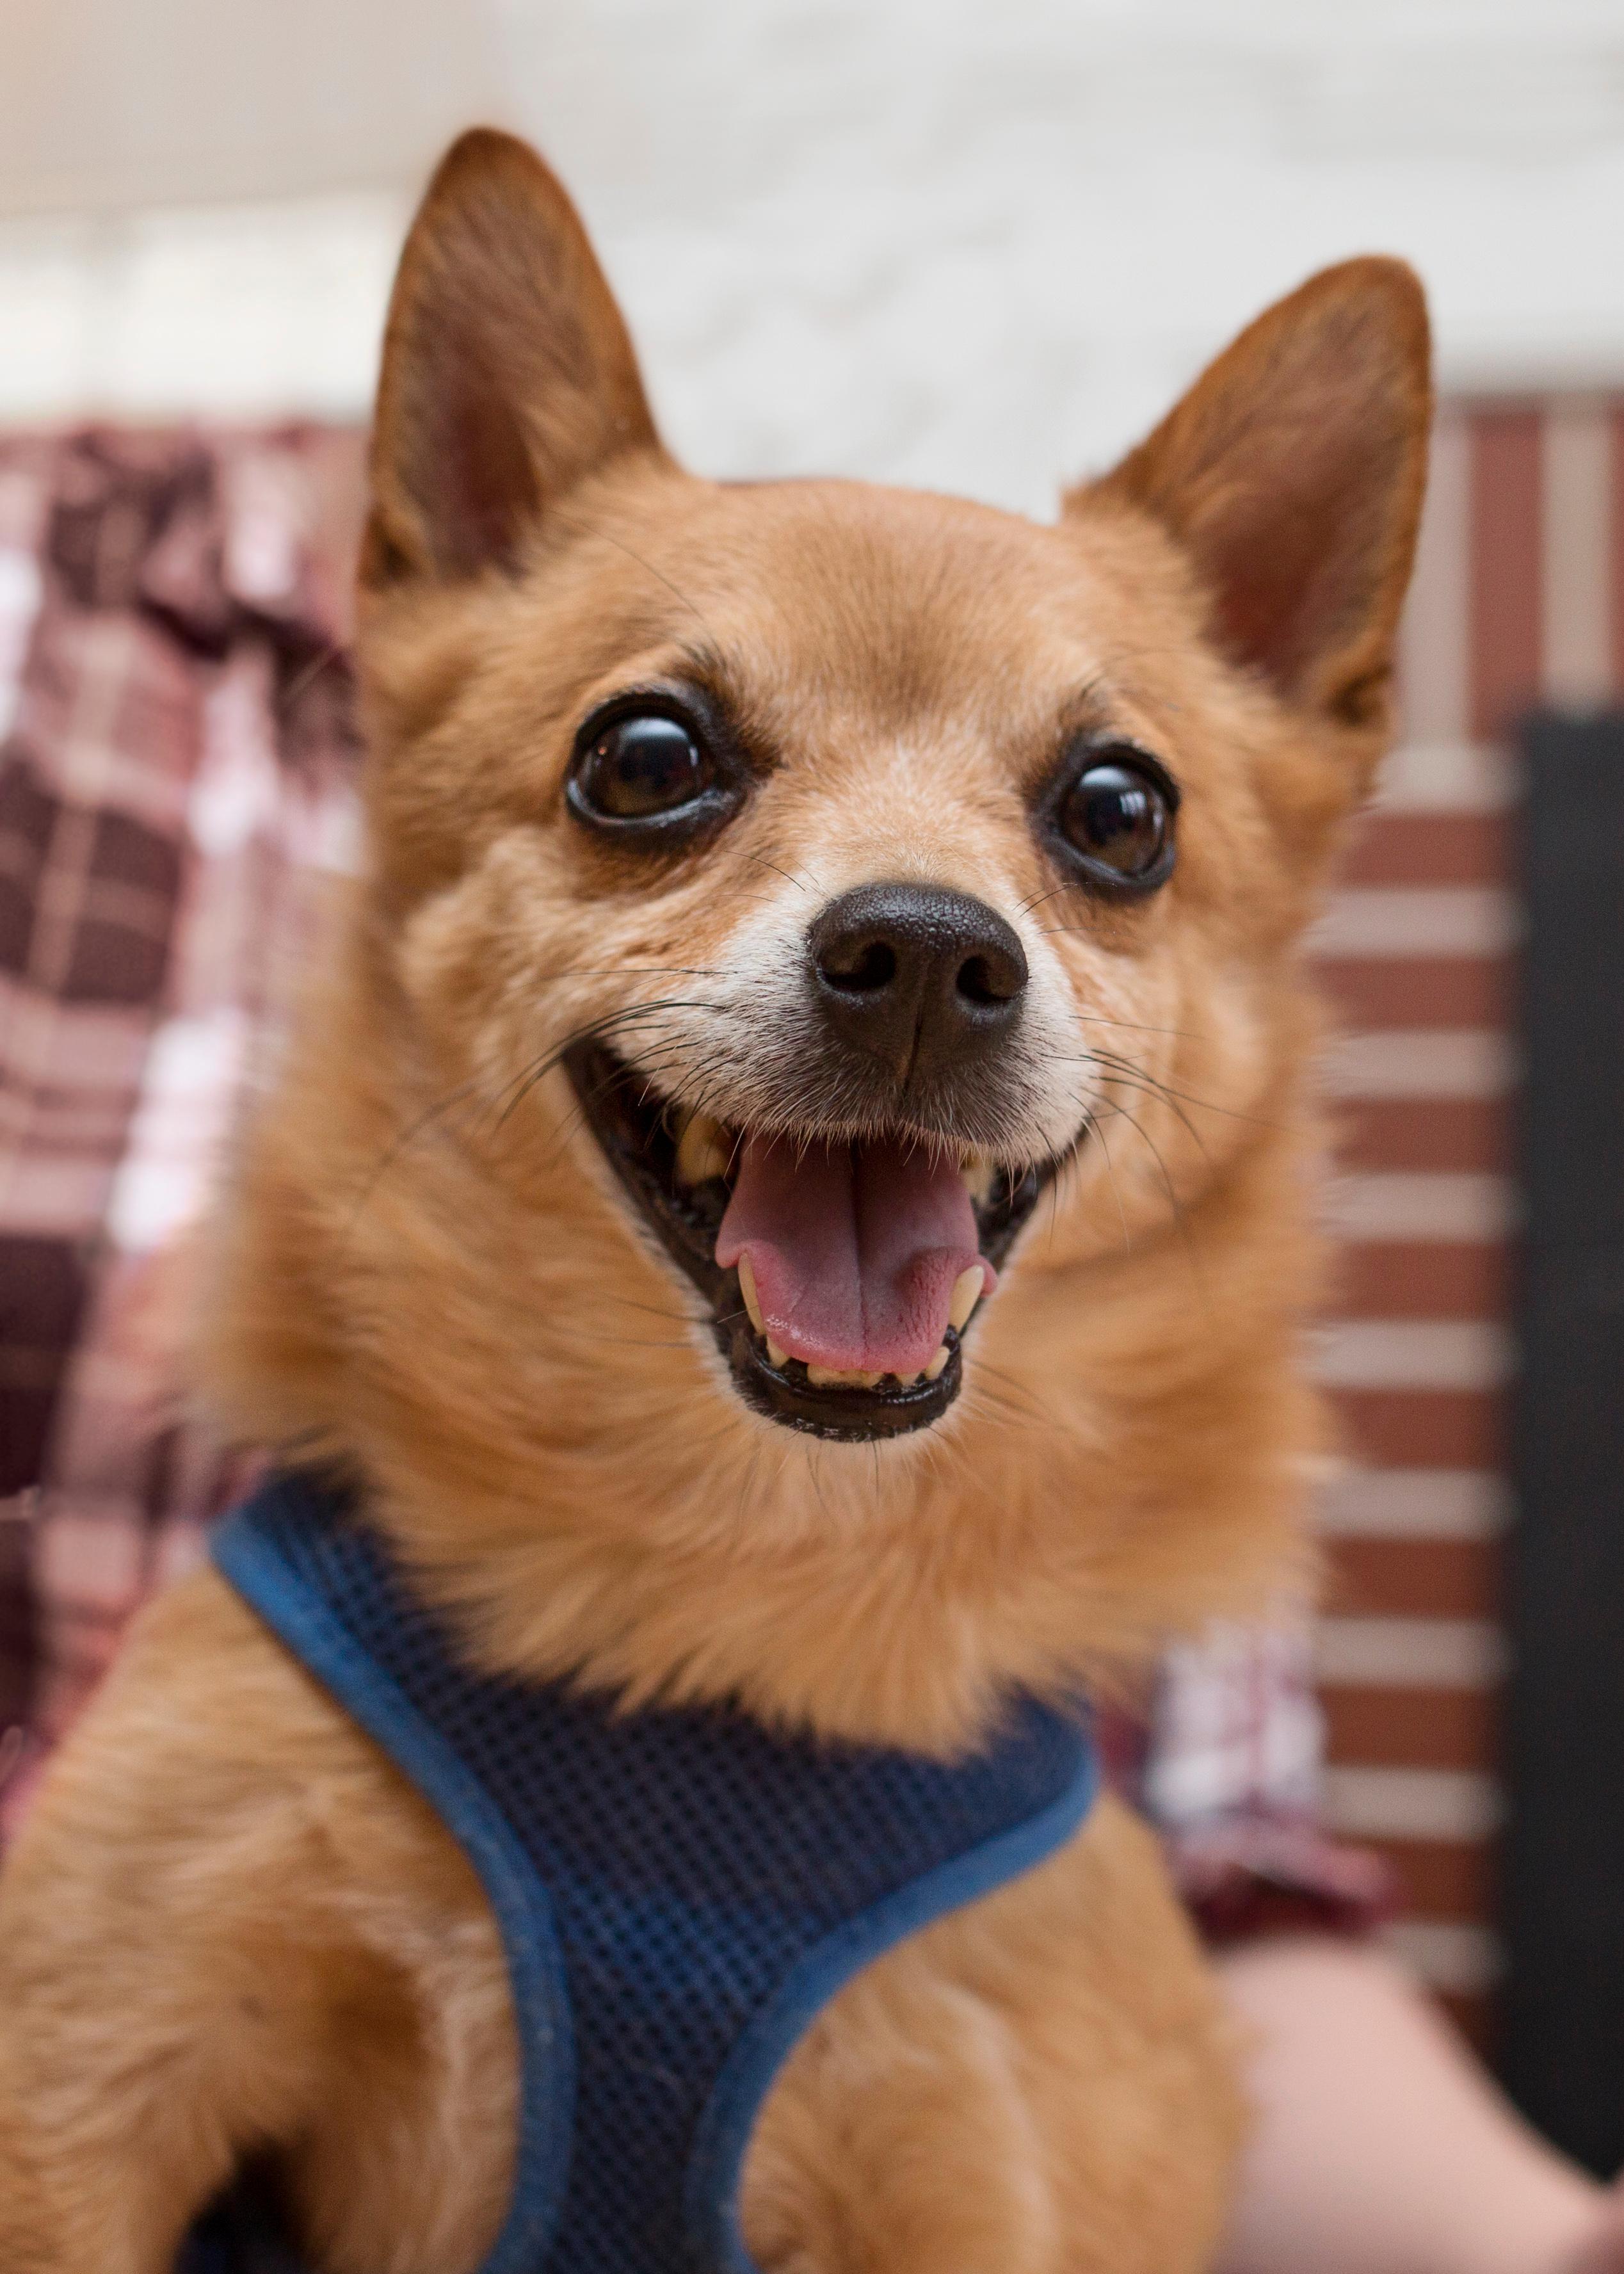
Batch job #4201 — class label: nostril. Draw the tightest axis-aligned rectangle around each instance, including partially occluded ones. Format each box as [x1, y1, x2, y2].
[956, 953, 1001, 1008]
[821, 939, 897, 994]
[956, 945, 1025, 1008]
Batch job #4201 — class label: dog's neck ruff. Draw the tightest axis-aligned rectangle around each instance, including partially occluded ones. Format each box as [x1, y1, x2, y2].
[198, 1472, 1097, 2274]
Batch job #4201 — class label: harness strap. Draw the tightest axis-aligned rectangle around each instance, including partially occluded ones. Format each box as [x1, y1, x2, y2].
[199, 1473, 1097, 2273]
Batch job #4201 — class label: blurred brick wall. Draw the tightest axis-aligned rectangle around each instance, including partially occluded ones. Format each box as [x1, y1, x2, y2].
[1310, 396, 1619, 2042]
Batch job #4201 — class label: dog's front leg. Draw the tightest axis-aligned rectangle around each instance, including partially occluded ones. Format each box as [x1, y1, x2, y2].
[741, 1962, 1060, 2274]
[0, 1570, 476, 2274]
[0, 2106, 65, 2274]
[0, 1858, 340, 2274]
[0, 1755, 358, 2274]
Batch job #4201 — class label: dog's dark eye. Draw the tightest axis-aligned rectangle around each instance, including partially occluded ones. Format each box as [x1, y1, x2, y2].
[1046, 746, 1178, 894]
[1061, 762, 1168, 875]
[572, 713, 712, 821]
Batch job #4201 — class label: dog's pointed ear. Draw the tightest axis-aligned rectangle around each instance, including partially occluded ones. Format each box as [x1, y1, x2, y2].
[364, 128, 661, 588]
[1073, 259, 1431, 726]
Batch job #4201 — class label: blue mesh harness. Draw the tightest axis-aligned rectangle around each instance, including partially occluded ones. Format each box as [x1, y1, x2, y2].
[185, 1471, 1097, 2274]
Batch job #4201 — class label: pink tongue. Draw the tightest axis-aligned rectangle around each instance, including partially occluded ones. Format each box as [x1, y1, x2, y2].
[716, 1134, 990, 1375]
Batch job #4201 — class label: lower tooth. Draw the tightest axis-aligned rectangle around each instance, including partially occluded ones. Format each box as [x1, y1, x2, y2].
[807, 1365, 882, 1390]
[924, 1343, 951, 1382]
[766, 1338, 788, 1368]
[948, 1265, 985, 1332]
[737, 1254, 765, 1335]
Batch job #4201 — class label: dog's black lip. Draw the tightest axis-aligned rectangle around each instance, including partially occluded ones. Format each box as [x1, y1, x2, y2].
[562, 1036, 1066, 1442]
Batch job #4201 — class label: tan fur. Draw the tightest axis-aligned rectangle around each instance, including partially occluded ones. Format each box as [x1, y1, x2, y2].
[0, 129, 1431, 2272]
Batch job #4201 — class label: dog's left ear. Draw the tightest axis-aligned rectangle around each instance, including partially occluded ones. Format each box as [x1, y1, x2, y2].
[1072, 258, 1431, 729]
[364, 127, 662, 588]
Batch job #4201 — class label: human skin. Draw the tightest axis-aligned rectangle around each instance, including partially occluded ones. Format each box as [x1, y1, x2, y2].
[1214, 1937, 1621, 2274]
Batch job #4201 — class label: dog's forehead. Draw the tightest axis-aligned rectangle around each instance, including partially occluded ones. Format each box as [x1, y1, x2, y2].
[618, 476, 1127, 739]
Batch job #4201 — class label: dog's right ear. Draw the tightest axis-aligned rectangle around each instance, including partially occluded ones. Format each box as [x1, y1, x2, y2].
[364, 128, 661, 588]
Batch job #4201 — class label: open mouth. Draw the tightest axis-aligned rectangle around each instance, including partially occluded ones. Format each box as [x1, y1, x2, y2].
[564, 1038, 1063, 1442]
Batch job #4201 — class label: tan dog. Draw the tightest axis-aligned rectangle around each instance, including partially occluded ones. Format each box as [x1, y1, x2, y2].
[0, 130, 1429, 2274]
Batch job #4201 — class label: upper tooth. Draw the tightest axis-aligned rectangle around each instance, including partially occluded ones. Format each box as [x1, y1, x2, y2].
[960, 1156, 995, 1204]
[675, 1111, 730, 1186]
[949, 1265, 985, 1332]
[737, 1253, 765, 1335]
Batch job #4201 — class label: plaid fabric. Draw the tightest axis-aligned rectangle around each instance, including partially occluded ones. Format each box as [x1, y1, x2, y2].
[0, 424, 1385, 1935]
[0, 426, 366, 1817]
[1141, 1624, 1395, 1939]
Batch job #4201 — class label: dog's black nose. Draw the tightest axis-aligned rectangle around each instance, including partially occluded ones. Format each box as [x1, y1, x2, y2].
[808, 883, 1028, 1087]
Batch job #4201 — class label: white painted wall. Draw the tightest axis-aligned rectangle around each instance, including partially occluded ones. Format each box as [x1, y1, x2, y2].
[3, 0, 1624, 509]
[0, 0, 502, 217]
